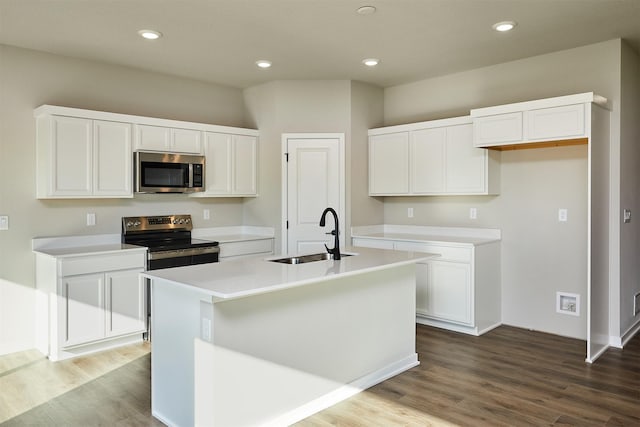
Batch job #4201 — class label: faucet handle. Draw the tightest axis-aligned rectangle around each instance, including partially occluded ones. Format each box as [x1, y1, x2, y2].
[325, 229, 336, 236]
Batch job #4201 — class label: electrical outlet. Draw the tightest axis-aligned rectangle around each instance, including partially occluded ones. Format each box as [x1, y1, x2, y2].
[408, 207, 414, 218]
[0, 215, 8, 230]
[558, 209, 568, 222]
[624, 209, 631, 224]
[86, 213, 96, 226]
[469, 208, 477, 219]
[203, 209, 210, 220]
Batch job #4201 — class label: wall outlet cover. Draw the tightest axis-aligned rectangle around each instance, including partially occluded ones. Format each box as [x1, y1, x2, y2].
[556, 292, 580, 316]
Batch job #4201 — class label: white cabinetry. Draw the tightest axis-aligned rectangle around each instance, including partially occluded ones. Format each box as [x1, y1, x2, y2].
[369, 116, 499, 196]
[219, 238, 274, 261]
[36, 115, 133, 198]
[352, 235, 500, 335]
[35, 249, 147, 361]
[193, 132, 258, 197]
[471, 92, 605, 148]
[134, 124, 202, 154]
[369, 132, 409, 195]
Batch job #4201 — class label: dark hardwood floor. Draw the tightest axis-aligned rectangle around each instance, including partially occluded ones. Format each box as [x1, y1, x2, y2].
[2, 325, 639, 426]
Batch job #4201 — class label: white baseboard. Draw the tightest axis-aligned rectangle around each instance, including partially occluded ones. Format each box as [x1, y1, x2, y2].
[264, 353, 419, 427]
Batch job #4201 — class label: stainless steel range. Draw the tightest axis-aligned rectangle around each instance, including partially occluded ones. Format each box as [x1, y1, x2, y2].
[122, 214, 219, 270]
[122, 214, 219, 340]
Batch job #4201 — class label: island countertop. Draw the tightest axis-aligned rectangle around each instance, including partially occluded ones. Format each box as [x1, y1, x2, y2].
[142, 246, 436, 302]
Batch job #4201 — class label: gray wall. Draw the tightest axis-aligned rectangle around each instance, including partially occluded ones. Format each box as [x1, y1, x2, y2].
[243, 80, 383, 253]
[0, 45, 248, 354]
[381, 39, 624, 339]
[619, 42, 640, 338]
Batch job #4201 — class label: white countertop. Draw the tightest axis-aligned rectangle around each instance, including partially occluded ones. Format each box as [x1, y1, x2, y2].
[351, 225, 501, 246]
[142, 246, 436, 302]
[33, 243, 146, 258]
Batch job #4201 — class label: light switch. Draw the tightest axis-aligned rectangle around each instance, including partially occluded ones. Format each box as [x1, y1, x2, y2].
[86, 213, 96, 226]
[203, 209, 210, 220]
[469, 208, 477, 219]
[624, 209, 631, 223]
[0, 215, 8, 230]
[407, 207, 414, 218]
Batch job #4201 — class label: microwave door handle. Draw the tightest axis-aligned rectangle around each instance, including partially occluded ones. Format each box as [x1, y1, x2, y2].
[188, 163, 193, 188]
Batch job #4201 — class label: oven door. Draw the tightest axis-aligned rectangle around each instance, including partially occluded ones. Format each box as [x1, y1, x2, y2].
[135, 151, 205, 193]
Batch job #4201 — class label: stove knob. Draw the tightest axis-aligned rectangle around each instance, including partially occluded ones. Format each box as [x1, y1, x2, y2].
[173, 219, 178, 224]
[134, 221, 141, 226]
[178, 218, 185, 224]
[185, 218, 191, 224]
[126, 221, 134, 227]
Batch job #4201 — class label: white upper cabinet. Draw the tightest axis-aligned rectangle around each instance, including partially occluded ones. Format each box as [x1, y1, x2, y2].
[34, 105, 259, 199]
[471, 92, 606, 148]
[193, 131, 258, 197]
[36, 114, 133, 199]
[134, 124, 202, 154]
[369, 116, 499, 196]
[369, 132, 409, 195]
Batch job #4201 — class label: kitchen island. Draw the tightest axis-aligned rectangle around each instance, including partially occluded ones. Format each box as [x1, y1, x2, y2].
[143, 246, 435, 427]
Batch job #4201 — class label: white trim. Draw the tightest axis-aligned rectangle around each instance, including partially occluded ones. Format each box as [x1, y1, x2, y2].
[611, 319, 640, 349]
[368, 115, 471, 135]
[281, 133, 346, 255]
[263, 353, 419, 427]
[34, 105, 258, 136]
[470, 92, 608, 117]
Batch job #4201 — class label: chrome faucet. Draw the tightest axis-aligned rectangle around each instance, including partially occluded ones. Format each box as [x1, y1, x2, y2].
[319, 207, 341, 260]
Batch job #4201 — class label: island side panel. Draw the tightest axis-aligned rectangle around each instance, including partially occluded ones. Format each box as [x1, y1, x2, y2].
[151, 279, 210, 427]
[199, 263, 418, 426]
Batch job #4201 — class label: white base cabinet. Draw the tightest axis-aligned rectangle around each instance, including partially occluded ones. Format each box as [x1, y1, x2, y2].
[352, 236, 501, 335]
[36, 250, 147, 361]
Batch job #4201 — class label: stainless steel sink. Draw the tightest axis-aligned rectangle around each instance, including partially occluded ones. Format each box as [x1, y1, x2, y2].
[269, 252, 354, 264]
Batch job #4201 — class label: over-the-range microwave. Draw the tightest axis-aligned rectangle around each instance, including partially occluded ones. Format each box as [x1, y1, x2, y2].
[134, 151, 205, 193]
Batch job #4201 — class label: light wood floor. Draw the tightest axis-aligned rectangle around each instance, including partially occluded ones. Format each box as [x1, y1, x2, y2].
[1, 325, 638, 426]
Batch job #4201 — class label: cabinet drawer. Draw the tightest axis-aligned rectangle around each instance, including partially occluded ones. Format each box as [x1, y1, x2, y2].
[393, 241, 472, 262]
[526, 104, 585, 141]
[219, 239, 273, 258]
[61, 252, 146, 277]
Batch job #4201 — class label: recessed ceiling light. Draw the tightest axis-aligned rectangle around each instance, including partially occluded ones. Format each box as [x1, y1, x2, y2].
[357, 6, 377, 15]
[362, 58, 380, 67]
[492, 21, 517, 32]
[138, 29, 162, 40]
[256, 60, 272, 69]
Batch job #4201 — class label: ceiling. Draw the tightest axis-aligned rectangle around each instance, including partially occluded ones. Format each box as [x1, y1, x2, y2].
[1, 0, 639, 89]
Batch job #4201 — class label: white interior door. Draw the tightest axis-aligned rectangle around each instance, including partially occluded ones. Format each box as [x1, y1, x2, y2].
[283, 134, 345, 255]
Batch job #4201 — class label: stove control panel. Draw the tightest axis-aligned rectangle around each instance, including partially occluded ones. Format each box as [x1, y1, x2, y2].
[122, 214, 193, 233]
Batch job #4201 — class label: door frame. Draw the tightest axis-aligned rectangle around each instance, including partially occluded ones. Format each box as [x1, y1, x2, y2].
[281, 133, 346, 254]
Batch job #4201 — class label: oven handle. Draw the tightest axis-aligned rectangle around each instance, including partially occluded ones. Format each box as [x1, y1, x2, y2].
[148, 246, 220, 260]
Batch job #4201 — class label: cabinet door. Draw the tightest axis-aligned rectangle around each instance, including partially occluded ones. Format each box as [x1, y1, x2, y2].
[172, 128, 202, 154]
[527, 104, 585, 141]
[426, 261, 472, 325]
[93, 120, 133, 197]
[411, 127, 446, 194]
[50, 116, 93, 196]
[445, 123, 486, 194]
[473, 112, 523, 147]
[233, 135, 257, 195]
[105, 270, 146, 337]
[369, 132, 409, 195]
[62, 273, 105, 347]
[202, 132, 233, 195]
[135, 124, 171, 151]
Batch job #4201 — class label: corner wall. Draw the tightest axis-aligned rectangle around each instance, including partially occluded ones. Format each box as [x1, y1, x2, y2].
[382, 40, 622, 339]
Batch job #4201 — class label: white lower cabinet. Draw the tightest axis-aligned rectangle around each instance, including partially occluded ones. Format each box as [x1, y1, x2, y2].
[219, 238, 274, 261]
[36, 250, 147, 361]
[352, 236, 500, 335]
